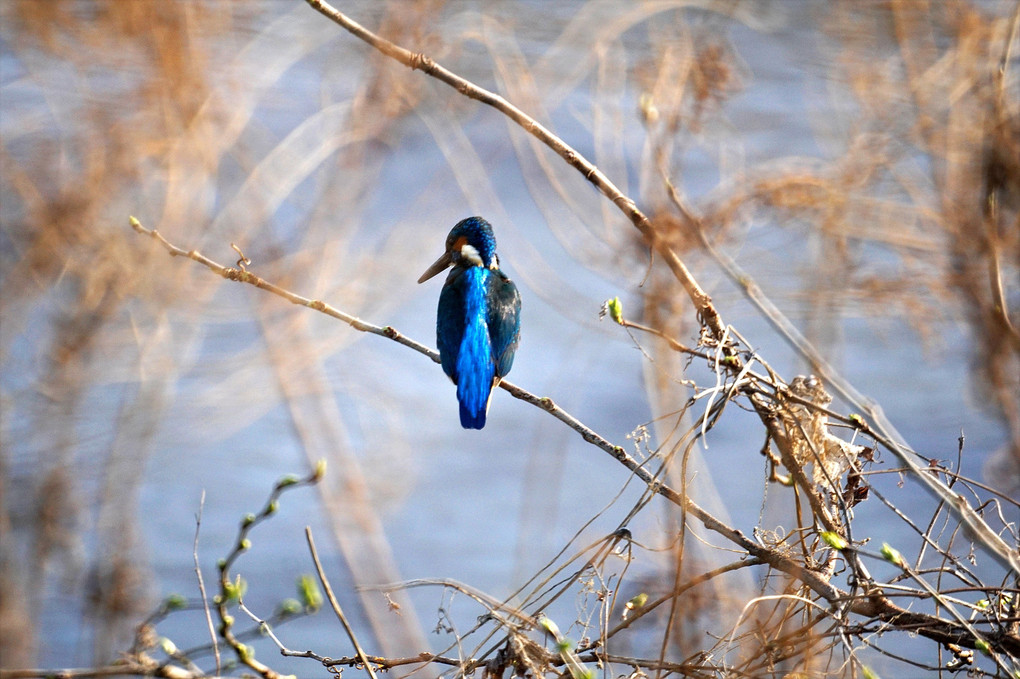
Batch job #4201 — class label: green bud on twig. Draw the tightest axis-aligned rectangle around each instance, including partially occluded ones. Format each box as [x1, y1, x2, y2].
[163, 594, 187, 611]
[297, 574, 323, 611]
[277, 474, 300, 488]
[223, 575, 247, 602]
[880, 543, 908, 569]
[821, 531, 848, 550]
[313, 458, 327, 481]
[539, 615, 561, 637]
[623, 593, 648, 620]
[608, 297, 624, 324]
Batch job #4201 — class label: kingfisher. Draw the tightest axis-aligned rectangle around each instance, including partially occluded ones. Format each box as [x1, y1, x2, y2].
[418, 216, 522, 429]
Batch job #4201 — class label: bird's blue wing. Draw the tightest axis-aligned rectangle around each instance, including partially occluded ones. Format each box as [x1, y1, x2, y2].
[487, 270, 521, 379]
[436, 268, 465, 382]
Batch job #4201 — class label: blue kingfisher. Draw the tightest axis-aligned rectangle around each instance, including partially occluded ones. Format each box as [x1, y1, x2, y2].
[418, 217, 522, 429]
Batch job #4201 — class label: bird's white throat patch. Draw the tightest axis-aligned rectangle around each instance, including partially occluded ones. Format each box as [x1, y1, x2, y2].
[460, 243, 484, 267]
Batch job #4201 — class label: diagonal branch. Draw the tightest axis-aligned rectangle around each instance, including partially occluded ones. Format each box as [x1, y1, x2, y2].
[303, 0, 725, 343]
[300, 0, 1018, 577]
[128, 215, 1019, 657]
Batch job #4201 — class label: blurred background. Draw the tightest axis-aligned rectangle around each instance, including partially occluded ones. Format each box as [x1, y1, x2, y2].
[1, 1, 1017, 676]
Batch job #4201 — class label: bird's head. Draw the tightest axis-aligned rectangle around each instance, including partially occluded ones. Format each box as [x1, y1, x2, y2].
[418, 216, 499, 284]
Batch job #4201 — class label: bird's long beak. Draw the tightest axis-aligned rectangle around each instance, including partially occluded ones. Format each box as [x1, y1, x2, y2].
[417, 250, 453, 284]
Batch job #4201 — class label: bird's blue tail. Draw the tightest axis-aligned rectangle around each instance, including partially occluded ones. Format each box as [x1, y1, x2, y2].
[456, 268, 496, 429]
[459, 400, 487, 429]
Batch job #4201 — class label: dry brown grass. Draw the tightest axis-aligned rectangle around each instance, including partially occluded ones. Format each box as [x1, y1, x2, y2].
[1, 1, 1017, 677]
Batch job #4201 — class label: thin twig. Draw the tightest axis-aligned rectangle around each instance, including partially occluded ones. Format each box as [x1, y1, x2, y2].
[192, 490, 220, 676]
[361, 577, 538, 628]
[128, 217, 436, 360]
[236, 598, 332, 664]
[305, 527, 380, 679]
[602, 558, 763, 640]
